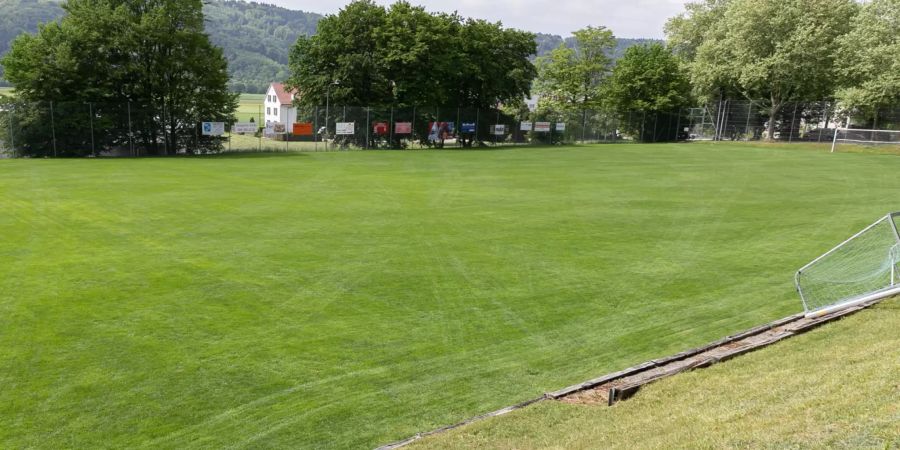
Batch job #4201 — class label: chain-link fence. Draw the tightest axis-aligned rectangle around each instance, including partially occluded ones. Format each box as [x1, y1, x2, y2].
[2, 99, 899, 157]
[683, 100, 900, 142]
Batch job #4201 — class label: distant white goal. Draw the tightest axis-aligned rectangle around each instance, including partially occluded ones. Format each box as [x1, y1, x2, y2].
[796, 213, 900, 317]
[831, 127, 900, 152]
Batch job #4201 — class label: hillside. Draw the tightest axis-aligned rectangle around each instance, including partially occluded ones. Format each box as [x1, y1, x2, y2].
[0, 0, 321, 92]
[0, 0, 658, 93]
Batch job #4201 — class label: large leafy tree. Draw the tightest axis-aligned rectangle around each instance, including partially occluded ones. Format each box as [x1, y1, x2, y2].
[604, 43, 692, 141]
[533, 26, 616, 112]
[286, 0, 536, 109]
[668, 0, 857, 139]
[835, 0, 900, 121]
[2, 0, 237, 156]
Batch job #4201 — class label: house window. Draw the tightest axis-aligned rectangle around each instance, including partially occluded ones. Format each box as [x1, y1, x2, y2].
[266, 107, 270, 115]
[274, 108, 278, 117]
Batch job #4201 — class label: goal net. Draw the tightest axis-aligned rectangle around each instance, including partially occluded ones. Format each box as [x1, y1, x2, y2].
[831, 128, 900, 152]
[796, 213, 900, 316]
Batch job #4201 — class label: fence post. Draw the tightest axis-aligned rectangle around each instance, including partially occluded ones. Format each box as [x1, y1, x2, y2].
[789, 102, 798, 143]
[495, 109, 500, 146]
[581, 109, 587, 143]
[258, 104, 262, 152]
[640, 112, 646, 142]
[8, 103, 15, 158]
[411, 105, 416, 149]
[127, 100, 135, 156]
[389, 107, 394, 149]
[88, 102, 95, 156]
[744, 102, 752, 140]
[675, 109, 682, 141]
[50, 101, 58, 157]
[366, 106, 370, 149]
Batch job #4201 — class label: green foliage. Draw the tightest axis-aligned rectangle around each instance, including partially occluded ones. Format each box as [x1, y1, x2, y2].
[0, 0, 63, 85]
[533, 26, 616, 112]
[0, 0, 321, 92]
[1, 0, 237, 156]
[204, 1, 320, 93]
[286, 0, 536, 111]
[670, 0, 857, 139]
[835, 0, 900, 117]
[604, 43, 692, 141]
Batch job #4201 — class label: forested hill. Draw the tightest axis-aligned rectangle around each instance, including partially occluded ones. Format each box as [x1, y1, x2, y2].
[0, 0, 322, 92]
[534, 33, 662, 60]
[204, 1, 321, 93]
[0, 0, 658, 93]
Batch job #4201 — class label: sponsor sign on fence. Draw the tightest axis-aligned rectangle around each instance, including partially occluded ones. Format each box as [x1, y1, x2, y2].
[460, 122, 476, 133]
[273, 123, 286, 134]
[555, 123, 566, 132]
[492, 124, 506, 135]
[520, 121, 533, 131]
[293, 122, 313, 136]
[373, 122, 389, 135]
[233, 122, 257, 134]
[534, 122, 551, 132]
[201, 122, 225, 136]
[336, 122, 355, 135]
[395, 122, 412, 134]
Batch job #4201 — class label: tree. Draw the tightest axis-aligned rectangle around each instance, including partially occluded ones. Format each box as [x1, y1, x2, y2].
[835, 0, 900, 122]
[286, 0, 536, 110]
[1, 0, 237, 156]
[533, 26, 616, 112]
[669, 0, 857, 140]
[604, 43, 692, 141]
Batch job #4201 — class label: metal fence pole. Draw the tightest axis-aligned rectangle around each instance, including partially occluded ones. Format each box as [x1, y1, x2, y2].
[789, 102, 798, 143]
[50, 101, 58, 157]
[127, 101, 134, 156]
[389, 107, 394, 149]
[675, 109, 682, 141]
[258, 104, 262, 152]
[366, 106, 370, 149]
[411, 105, 416, 149]
[456, 107, 461, 148]
[581, 109, 587, 143]
[314, 106, 319, 152]
[88, 102, 96, 156]
[745, 102, 753, 140]
[8, 104, 15, 158]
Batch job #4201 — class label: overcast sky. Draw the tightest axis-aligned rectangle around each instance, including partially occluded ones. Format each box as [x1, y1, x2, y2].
[265, 0, 690, 39]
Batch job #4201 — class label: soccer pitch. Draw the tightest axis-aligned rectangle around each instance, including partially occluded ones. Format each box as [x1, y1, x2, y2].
[1, 143, 898, 448]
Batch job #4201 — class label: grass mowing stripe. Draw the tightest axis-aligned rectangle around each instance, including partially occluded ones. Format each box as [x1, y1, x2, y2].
[1, 143, 899, 448]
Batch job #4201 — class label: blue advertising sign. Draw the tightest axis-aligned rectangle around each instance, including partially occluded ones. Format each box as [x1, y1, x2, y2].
[460, 122, 476, 133]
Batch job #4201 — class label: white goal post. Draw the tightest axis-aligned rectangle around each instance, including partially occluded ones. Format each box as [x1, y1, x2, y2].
[796, 213, 900, 317]
[831, 127, 900, 152]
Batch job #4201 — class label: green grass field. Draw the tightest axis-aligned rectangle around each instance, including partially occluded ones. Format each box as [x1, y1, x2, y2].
[417, 300, 900, 449]
[1, 143, 899, 448]
[236, 93, 264, 122]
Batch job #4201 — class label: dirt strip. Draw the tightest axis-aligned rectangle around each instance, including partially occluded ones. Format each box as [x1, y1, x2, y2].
[375, 297, 889, 449]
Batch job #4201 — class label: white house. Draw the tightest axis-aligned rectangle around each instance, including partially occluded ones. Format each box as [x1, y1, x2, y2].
[264, 82, 299, 129]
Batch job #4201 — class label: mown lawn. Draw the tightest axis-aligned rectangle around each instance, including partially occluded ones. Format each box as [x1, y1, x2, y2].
[417, 300, 900, 449]
[1, 143, 898, 448]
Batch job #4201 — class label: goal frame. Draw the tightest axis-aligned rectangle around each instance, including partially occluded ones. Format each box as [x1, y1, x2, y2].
[831, 127, 900, 153]
[796, 212, 900, 318]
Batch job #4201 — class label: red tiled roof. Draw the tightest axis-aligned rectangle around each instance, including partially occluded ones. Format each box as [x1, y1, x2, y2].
[271, 83, 296, 104]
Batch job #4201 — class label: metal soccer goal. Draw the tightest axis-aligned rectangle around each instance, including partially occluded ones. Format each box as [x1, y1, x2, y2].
[831, 127, 900, 152]
[796, 212, 900, 317]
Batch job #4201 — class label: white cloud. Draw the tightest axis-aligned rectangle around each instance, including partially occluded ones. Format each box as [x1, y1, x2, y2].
[266, 0, 689, 38]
